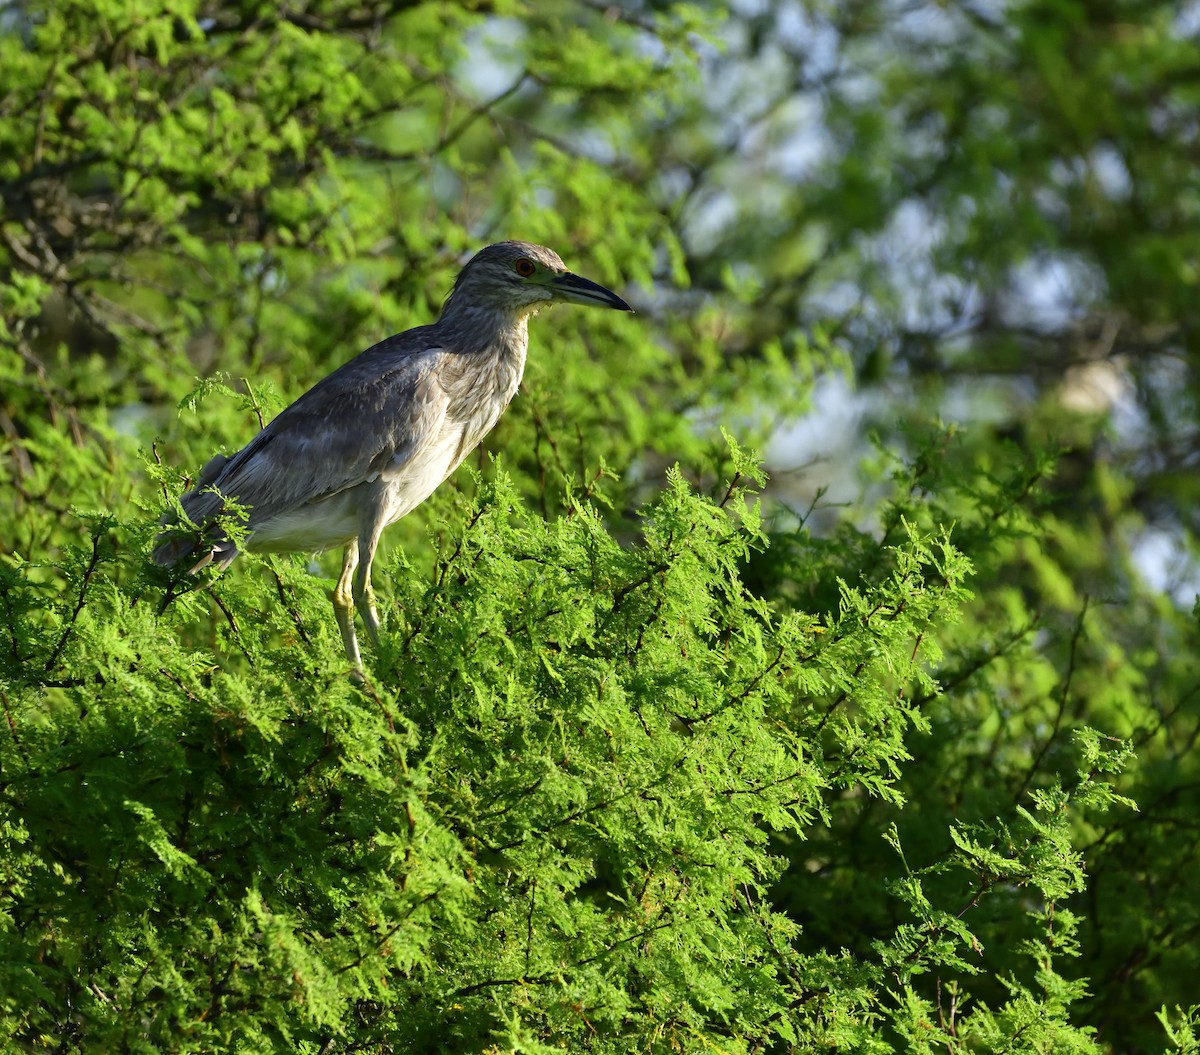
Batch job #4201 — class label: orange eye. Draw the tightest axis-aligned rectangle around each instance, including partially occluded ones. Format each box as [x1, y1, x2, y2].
[514, 258, 536, 277]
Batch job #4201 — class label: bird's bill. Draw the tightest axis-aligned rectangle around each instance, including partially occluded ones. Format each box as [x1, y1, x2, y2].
[550, 272, 634, 311]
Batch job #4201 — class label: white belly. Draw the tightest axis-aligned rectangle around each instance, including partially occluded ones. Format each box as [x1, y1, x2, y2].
[245, 421, 476, 554]
[374, 420, 476, 523]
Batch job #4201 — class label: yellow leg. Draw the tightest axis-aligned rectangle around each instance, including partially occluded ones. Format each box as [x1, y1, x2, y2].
[333, 541, 363, 671]
[353, 528, 383, 650]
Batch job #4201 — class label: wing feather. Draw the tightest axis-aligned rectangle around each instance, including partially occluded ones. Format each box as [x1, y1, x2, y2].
[212, 342, 450, 526]
[158, 332, 449, 544]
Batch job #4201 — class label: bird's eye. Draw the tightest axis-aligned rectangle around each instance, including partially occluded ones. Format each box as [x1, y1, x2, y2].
[514, 258, 536, 277]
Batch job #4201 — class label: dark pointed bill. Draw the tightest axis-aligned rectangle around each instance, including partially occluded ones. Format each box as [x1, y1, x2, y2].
[552, 272, 634, 312]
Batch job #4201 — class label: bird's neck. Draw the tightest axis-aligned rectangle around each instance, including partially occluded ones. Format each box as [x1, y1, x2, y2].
[485, 314, 529, 387]
[434, 305, 530, 420]
[437, 302, 530, 361]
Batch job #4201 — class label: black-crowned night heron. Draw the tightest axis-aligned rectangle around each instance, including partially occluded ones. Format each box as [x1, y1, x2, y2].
[153, 241, 633, 669]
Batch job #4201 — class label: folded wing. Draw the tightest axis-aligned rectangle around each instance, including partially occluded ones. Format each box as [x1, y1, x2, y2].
[154, 338, 451, 569]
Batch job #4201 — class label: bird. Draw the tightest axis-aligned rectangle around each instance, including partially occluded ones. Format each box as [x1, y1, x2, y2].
[153, 240, 633, 670]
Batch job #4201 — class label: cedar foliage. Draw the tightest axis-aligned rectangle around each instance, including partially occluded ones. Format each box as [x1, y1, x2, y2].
[2, 1, 1199, 1052]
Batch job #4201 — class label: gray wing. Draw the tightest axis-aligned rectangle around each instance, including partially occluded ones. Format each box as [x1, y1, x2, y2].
[153, 333, 451, 569]
[208, 339, 451, 526]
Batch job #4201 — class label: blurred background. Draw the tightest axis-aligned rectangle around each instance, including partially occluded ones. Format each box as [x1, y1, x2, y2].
[2, 1, 1199, 1049]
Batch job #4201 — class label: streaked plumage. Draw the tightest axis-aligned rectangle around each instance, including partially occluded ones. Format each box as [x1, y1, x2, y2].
[154, 241, 633, 669]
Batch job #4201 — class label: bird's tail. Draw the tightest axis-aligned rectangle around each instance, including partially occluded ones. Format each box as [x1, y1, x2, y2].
[152, 453, 241, 573]
[151, 530, 239, 574]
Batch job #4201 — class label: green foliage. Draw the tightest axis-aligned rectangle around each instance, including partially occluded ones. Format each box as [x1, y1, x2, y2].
[0, 426, 1135, 1052]
[1161, 1007, 1200, 1055]
[0, 458, 966, 1051]
[3, 0, 1199, 1052]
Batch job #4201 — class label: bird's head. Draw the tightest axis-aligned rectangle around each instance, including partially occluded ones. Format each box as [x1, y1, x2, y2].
[442, 241, 633, 323]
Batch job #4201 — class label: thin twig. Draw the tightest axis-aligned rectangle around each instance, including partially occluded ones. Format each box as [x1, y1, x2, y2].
[44, 532, 103, 672]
